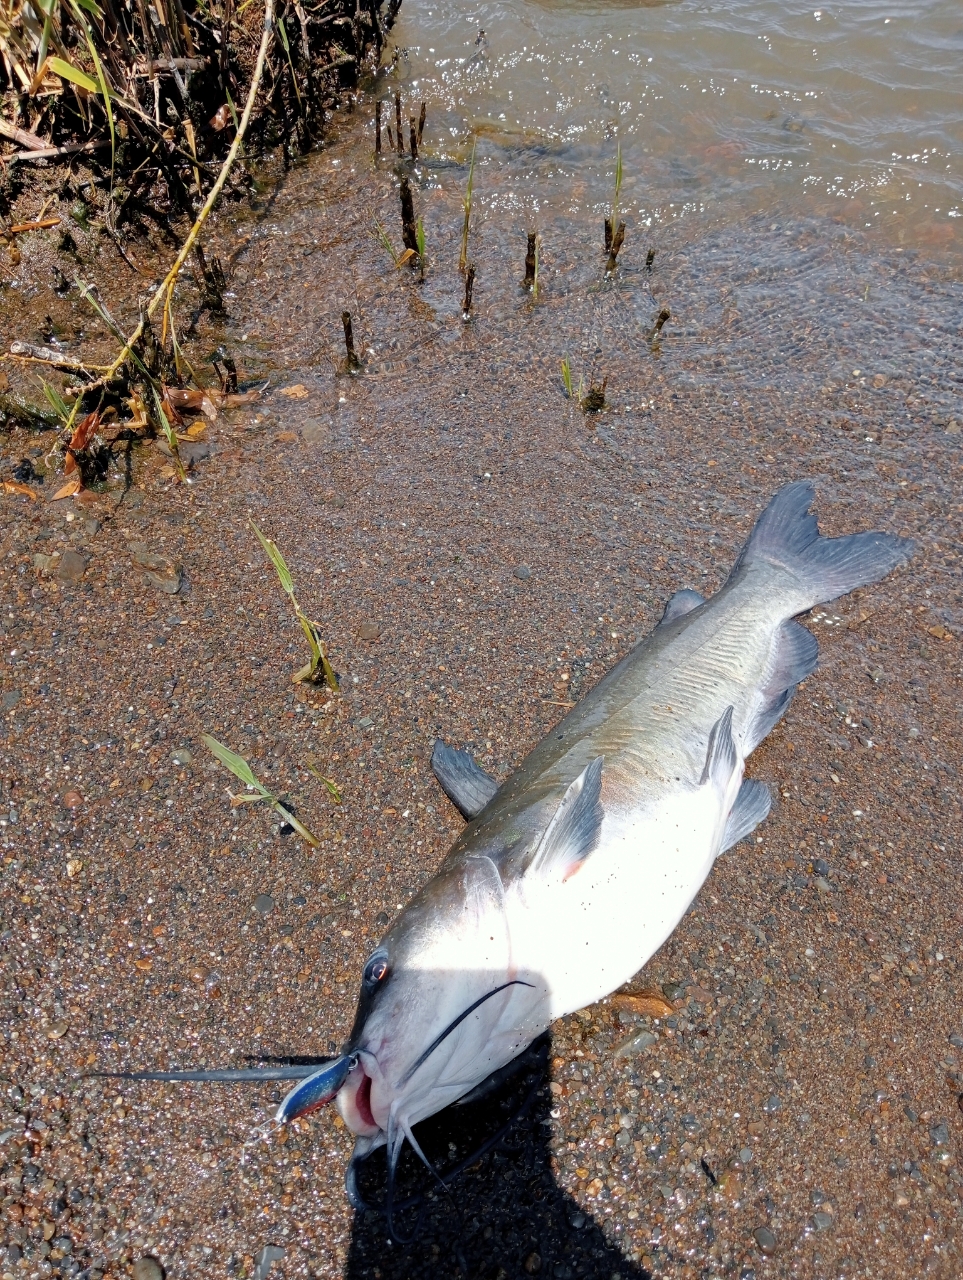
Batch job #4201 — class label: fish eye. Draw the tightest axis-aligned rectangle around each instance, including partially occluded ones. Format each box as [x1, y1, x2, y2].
[362, 950, 389, 990]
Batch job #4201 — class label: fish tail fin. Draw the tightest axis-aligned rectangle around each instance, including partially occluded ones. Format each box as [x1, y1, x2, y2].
[737, 480, 913, 608]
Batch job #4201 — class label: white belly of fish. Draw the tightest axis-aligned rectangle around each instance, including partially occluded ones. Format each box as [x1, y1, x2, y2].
[507, 777, 738, 1020]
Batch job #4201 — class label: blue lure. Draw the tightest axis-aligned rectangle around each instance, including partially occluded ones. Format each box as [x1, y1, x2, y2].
[274, 1054, 354, 1123]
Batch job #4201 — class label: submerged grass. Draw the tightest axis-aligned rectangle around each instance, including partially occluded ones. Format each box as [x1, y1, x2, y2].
[459, 137, 477, 274]
[251, 519, 338, 689]
[203, 734, 320, 847]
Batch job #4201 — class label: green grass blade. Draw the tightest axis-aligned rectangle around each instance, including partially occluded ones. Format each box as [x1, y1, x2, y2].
[251, 520, 296, 597]
[560, 358, 573, 399]
[48, 55, 98, 94]
[41, 379, 71, 424]
[203, 734, 264, 792]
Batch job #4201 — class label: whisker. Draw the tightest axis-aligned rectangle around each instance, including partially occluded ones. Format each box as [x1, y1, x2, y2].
[398, 979, 534, 1087]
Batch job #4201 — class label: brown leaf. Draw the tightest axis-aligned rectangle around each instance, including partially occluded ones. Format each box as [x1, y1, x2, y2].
[2, 480, 38, 501]
[51, 476, 83, 500]
[395, 248, 416, 268]
[64, 409, 101, 474]
[281, 383, 310, 399]
[210, 103, 231, 131]
[222, 388, 261, 407]
[610, 990, 676, 1018]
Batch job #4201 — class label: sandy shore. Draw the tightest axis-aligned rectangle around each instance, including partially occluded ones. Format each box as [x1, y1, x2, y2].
[1, 106, 962, 1280]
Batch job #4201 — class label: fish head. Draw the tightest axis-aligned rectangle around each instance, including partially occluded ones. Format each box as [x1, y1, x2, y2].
[278, 853, 545, 1141]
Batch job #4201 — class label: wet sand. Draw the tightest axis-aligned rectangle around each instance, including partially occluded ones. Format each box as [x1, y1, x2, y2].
[1, 105, 962, 1280]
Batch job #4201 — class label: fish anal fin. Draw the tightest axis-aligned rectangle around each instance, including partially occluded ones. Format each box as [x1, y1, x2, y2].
[700, 706, 736, 788]
[528, 756, 604, 883]
[721, 779, 772, 852]
[431, 739, 499, 820]
[657, 588, 706, 628]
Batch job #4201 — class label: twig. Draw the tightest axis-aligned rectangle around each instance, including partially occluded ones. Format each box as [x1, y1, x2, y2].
[7, 341, 108, 375]
[0, 118, 48, 150]
[11, 141, 107, 162]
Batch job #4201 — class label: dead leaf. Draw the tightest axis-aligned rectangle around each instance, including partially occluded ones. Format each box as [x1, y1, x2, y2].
[927, 624, 953, 641]
[64, 409, 101, 474]
[276, 430, 298, 443]
[126, 392, 149, 432]
[395, 248, 416, 268]
[2, 480, 38, 501]
[163, 386, 220, 420]
[10, 217, 61, 234]
[210, 103, 231, 131]
[51, 476, 82, 500]
[177, 421, 208, 441]
[281, 383, 310, 399]
[610, 990, 676, 1018]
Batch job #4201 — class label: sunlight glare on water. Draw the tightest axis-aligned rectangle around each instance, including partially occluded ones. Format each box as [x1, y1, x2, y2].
[387, 0, 963, 256]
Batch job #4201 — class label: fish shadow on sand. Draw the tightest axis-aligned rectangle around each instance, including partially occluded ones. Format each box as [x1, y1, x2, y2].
[344, 1035, 649, 1280]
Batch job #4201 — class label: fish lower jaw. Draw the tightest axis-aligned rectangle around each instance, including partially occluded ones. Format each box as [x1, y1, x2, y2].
[336, 1063, 380, 1137]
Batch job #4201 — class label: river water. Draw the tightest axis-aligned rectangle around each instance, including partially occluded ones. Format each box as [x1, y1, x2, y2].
[386, 0, 962, 258]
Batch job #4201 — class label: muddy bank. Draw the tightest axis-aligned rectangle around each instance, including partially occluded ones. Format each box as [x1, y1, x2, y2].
[0, 94, 962, 1280]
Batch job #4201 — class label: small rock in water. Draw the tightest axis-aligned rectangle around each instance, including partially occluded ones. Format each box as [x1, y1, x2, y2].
[753, 1226, 777, 1255]
[662, 981, 685, 1001]
[945, 419, 961, 435]
[614, 1029, 657, 1058]
[253, 1245, 286, 1280]
[132, 1258, 165, 1280]
[763, 1094, 782, 1114]
[56, 549, 88, 583]
[253, 894, 275, 915]
[812, 1211, 833, 1232]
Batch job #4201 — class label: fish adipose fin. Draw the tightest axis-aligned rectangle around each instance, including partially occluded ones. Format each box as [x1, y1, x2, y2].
[528, 756, 604, 883]
[700, 706, 737, 788]
[721, 779, 772, 852]
[735, 480, 914, 608]
[657, 588, 706, 628]
[431, 739, 499, 819]
[745, 620, 820, 753]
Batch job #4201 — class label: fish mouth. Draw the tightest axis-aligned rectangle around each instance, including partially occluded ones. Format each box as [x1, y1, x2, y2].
[336, 1058, 380, 1136]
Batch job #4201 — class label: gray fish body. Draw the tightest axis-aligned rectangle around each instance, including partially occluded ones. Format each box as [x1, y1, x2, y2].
[324, 483, 911, 1163]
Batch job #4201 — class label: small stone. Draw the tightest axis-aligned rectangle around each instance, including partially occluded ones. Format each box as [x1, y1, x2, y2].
[812, 1211, 833, 1232]
[949, 1034, 963, 1048]
[514, 564, 532, 580]
[56, 549, 88, 583]
[524, 1253, 542, 1274]
[739, 1147, 753, 1164]
[614, 1029, 657, 1058]
[303, 420, 334, 447]
[66, 858, 83, 879]
[662, 981, 685, 1001]
[358, 621, 381, 641]
[357, 716, 374, 728]
[814, 876, 832, 893]
[253, 1245, 286, 1280]
[945, 420, 961, 435]
[157, 437, 210, 466]
[130, 543, 183, 594]
[172, 748, 193, 765]
[84, 517, 101, 534]
[2, 689, 20, 710]
[253, 894, 275, 915]
[132, 1258, 165, 1280]
[930, 1121, 950, 1146]
[763, 1094, 781, 1114]
[753, 1226, 777, 1255]
[812, 857, 829, 876]
[63, 789, 83, 809]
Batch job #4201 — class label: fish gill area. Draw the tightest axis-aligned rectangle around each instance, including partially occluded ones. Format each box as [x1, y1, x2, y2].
[1, 20, 963, 1280]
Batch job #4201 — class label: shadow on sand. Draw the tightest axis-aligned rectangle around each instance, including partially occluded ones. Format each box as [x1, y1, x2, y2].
[344, 1036, 650, 1280]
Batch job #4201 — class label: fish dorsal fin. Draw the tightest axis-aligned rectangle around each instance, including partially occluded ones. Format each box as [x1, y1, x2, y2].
[431, 739, 499, 819]
[657, 588, 706, 628]
[528, 756, 604, 883]
[700, 705, 737, 787]
[721, 779, 771, 852]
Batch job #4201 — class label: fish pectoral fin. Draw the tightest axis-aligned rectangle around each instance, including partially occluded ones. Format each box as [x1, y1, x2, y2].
[700, 705, 737, 787]
[656, 587, 706, 627]
[431, 739, 499, 819]
[528, 756, 604, 883]
[720, 779, 772, 852]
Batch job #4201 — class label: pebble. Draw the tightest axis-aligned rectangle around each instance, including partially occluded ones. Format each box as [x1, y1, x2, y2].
[358, 621, 381, 641]
[172, 748, 193, 765]
[812, 1211, 833, 1231]
[763, 1095, 782, 1113]
[253, 894, 275, 915]
[2, 689, 20, 709]
[945, 419, 961, 434]
[131, 1258, 165, 1280]
[614, 1029, 657, 1058]
[514, 564, 532, 580]
[63, 790, 83, 809]
[130, 543, 183, 594]
[252, 1244, 286, 1280]
[56, 549, 88, 583]
[302, 420, 334, 446]
[753, 1226, 777, 1255]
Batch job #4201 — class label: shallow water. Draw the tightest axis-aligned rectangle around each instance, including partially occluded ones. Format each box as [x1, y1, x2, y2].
[387, 0, 963, 257]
